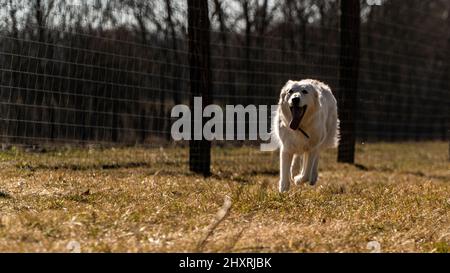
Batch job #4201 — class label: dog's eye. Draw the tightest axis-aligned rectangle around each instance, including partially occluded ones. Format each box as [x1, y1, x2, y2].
[287, 89, 294, 94]
[301, 90, 308, 95]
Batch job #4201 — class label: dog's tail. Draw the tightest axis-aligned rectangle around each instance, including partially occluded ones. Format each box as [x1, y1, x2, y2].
[326, 115, 340, 148]
[323, 103, 340, 149]
[332, 118, 340, 148]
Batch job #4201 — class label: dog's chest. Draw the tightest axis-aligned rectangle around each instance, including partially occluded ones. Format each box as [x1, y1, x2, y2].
[278, 124, 312, 152]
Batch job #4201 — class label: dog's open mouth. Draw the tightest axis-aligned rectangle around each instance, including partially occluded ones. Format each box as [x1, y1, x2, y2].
[289, 105, 307, 130]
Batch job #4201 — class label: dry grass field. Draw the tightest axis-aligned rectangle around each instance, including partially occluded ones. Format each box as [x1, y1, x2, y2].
[0, 142, 449, 253]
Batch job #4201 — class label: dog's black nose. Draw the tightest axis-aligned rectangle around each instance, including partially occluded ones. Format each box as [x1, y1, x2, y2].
[291, 97, 300, 105]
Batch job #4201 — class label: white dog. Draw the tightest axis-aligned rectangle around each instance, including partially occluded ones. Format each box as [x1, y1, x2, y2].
[273, 79, 339, 192]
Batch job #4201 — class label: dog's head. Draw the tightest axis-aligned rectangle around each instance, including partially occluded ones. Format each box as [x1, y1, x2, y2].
[279, 80, 319, 130]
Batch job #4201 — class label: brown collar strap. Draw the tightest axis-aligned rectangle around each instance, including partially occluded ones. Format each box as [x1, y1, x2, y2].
[298, 127, 310, 139]
[279, 119, 309, 139]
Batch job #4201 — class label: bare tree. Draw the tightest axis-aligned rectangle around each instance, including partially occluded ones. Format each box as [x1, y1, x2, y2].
[164, 0, 182, 140]
[240, 0, 252, 106]
[212, 0, 236, 100]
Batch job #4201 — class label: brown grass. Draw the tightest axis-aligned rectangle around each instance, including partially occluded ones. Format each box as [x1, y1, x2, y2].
[0, 142, 449, 253]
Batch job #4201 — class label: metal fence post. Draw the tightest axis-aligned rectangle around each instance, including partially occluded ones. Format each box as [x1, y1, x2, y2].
[187, 0, 212, 176]
[337, 0, 360, 164]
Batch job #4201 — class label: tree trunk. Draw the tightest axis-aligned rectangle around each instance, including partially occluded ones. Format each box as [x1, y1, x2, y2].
[243, 0, 252, 107]
[213, 0, 235, 101]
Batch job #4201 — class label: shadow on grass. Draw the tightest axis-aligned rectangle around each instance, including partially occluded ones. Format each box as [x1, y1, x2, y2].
[0, 191, 12, 199]
[16, 161, 152, 171]
[349, 163, 448, 181]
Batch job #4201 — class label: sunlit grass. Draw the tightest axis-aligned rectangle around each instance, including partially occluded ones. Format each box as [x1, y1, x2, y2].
[0, 142, 448, 252]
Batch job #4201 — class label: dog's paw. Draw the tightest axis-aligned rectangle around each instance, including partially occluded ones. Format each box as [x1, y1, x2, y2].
[278, 180, 290, 193]
[294, 175, 309, 185]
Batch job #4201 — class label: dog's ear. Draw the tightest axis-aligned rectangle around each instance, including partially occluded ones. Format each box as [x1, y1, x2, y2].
[279, 80, 294, 103]
[280, 80, 295, 97]
[282, 80, 295, 92]
[312, 87, 321, 107]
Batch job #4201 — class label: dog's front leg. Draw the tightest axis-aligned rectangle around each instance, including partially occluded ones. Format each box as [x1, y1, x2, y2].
[279, 147, 293, 193]
[294, 152, 308, 185]
[290, 154, 301, 181]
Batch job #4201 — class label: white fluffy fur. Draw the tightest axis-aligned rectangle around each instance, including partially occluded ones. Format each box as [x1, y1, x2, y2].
[273, 79, 339, 192]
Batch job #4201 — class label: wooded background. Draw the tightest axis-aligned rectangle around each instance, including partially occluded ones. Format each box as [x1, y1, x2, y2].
[0, 0, 448, 146]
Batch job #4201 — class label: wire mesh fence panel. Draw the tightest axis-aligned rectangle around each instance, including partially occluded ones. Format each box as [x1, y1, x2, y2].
[0, 0, 448, 172]
[208, 0, 449, 169]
